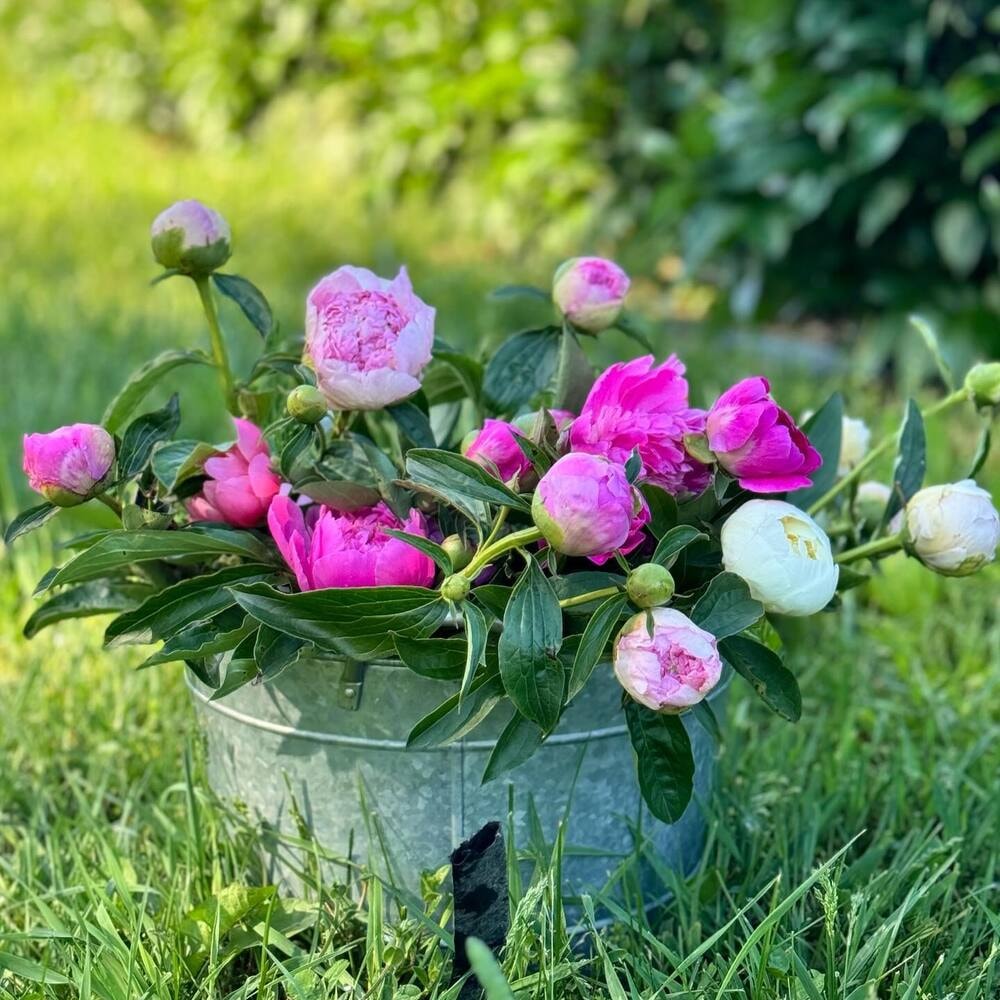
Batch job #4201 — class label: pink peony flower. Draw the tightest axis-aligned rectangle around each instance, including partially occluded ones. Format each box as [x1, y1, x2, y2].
[22, 423, 115, 506]
[268, 495, 437, 590]
[305, 265, 435, 411]
[706, 376, 821, 493]
[531, 452, 646, 559]
[150, 199, 231, 274]
[187, 418, 281, 528]
[614, 608, 722, 712]
[569, 355, 711, 496]
[463, 419, 533, 485]
[552, 257, 629, 333]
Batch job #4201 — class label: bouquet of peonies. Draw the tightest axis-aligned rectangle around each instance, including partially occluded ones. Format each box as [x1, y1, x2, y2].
[10, 201, 1000, 822]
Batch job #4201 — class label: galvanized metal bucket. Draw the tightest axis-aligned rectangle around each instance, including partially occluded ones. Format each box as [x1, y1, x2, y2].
[187, 656, 726, 900]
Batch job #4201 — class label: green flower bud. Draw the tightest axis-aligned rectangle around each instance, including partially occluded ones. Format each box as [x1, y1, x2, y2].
[440, 573, 471, 603]
[626, 563, 675, 608]
[286, 385, 328, 424]
[441, 534, 472, 571]
[965, 361, 1000, 408]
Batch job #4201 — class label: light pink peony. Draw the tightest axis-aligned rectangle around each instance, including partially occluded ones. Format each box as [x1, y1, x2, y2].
[305, 265, 435, 411]
[569, 355, 711, 496]
[22, 423, 115, 506]
[552, 257, 629, 333]
[706, 376, 821, 493]
[463, 419, 533, 485]
[150, 199, 231, 274]
[531, 452, 646, 559]
[268, 495, 437, 590]
[614, 608, 722, 712]
[187, 418, 281, 528]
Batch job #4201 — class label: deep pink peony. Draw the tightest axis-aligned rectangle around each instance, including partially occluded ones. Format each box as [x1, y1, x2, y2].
[614, 608, 722, 712]
[569, 355, 711, 496]
[268, 495, 437, 590]
[463, 419, 532, 485]
[22, 423, 115, 506]
[305, 265, 435, 411]
[706, 376, 821, 493]
[552, 256, 629, 333]
[531, 452, 646, 559]
[187, 418, 281, 528]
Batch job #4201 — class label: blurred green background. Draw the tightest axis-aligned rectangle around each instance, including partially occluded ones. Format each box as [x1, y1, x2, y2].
[1, 0, 998, 511]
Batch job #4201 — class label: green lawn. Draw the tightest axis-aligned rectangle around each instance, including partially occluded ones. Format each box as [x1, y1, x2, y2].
[1, 545, 997, 996]
[1, 62, 998, 999]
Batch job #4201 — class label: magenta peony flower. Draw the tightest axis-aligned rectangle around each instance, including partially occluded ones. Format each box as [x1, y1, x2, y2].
[706, 376, 821, 493]
[268, 495, 437, 590]
[22, 423, 115, 507]
[150, 199, 231, 274]
[552, 257, 629, 333]
[614, 608, 723, 712]
[187, 418, 281, 528]
[305, 265, 435, 411]
[569, 355, 711, 496]
[532, 452, 645, 559]
[463, 419, 532, 485]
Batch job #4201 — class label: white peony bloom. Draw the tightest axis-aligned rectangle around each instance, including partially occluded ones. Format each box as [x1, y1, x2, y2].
[904, 480, 999, 577]
[838, 416, 871, 476]
[722, 499, 839, 616]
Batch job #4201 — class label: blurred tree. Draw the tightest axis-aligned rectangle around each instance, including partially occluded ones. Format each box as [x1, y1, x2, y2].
[2, 0, 997, 352]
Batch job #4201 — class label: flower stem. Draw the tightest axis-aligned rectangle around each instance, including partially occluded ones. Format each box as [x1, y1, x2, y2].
[193, 274, 237, 414]
[835, 534, 903, 565]
[559, 586, 620, 610]
[96, 493, 122, 518]
[462, 526, 543, 580]
[807, 387, 969, 516]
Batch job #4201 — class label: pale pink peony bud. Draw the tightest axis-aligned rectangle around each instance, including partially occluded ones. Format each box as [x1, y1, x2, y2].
[268, 495, 436, 590]
[552, 257, 629, 333]
[613, 608, 723, 712]
[150, 199, 231, 274]
[186, 418, 281, 529]
[531, 452, 645, 559]
[22, 423, 116, 507]
[305, 265, 435, 411]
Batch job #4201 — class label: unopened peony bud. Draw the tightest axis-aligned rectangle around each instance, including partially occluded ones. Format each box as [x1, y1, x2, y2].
[552, 257, 629, 333]
[22, 423, 115, 507]
[151, 199, 231, 275]
[532, 453, 641, 558]
[626, 563, 675, 608]
[855, 481, 892, 526]
[440, 573, 471, 603]
[839, 416, 871, 476]
[965, 362, 1000, 408]
[903, 480, 999, 577]
[286, 385, 327, 424]
[441, 534, 472, 571]
[613, 608, 722, 712]
[721, 499, 839, 616]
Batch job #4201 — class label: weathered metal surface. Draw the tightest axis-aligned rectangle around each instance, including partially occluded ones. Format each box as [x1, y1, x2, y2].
[188, 656, 726, 899]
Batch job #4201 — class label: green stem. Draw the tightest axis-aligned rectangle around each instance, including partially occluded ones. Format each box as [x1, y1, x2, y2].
[96, 493, 122, 518]
[835, 534, 903, 565]
[558, 586, 620, 610]
[461, 526, 543, 580]
[552, 324, 591, 412]
[193, 274, 237, 414]
[807, 387, 968, 516]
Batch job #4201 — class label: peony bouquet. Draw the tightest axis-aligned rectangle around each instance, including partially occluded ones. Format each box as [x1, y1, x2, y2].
[10, 202, 1000, 822]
